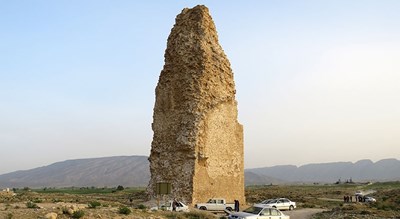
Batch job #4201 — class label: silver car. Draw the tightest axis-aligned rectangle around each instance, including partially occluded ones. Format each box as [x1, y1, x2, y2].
[254, 198, 296, 211]
[229, 206, 290, 219]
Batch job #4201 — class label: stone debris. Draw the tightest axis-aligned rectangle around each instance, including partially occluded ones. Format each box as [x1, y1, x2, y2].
[43, 212, 57, 219]
[148, 5, 245, 205]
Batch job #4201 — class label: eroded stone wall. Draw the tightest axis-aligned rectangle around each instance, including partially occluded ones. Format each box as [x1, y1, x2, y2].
[148, 5, 245, 205]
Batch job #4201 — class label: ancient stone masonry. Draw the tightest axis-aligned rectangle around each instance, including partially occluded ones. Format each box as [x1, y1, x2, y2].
[147, 5, 245, 205]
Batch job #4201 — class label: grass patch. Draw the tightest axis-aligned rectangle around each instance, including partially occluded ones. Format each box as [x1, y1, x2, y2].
[118, 206, 132, 215]
[32, 187, 145, 194]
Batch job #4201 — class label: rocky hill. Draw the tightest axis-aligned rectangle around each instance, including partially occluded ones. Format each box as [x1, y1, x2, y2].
[247, 158, 400, 183]
[0, 156, 399, 188]
[0, 156, 150, 188]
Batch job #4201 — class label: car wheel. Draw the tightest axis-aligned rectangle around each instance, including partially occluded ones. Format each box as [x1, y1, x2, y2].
[226, 207, 233, 211]
[199, 206, 207, 210]
[289, 205, 294, 211]
[272, 206, 277, 209]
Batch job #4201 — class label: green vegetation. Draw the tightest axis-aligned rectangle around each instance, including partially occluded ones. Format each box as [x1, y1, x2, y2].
[137, 203, 147, 209]
[25, 201, 39, 209]
[31, 186, 144, 194]
[118, 206, 132, 215]
[72, 210, 85, 218]
[165, 211, 216, 219]
[88, 200, 101, 208]
[2, 182, 399, 218]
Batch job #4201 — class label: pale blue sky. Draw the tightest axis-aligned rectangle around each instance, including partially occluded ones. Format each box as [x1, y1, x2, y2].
[1, 1, 399, 174]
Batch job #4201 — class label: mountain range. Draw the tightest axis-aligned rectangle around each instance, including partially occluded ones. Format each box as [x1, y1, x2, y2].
[0, 156, 399, 188]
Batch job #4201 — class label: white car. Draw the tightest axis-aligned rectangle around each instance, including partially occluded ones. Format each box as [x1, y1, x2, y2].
[364, 196, 376, 202]
[254, 198, 296, 211]
[229, 206, 289, 219]
[150, 200, 189, 212]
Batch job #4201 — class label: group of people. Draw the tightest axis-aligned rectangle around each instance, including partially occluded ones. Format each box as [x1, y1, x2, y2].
[343, 195, 353, 202]
[356, 195, 367, 202]
[343, 195, 368, 203]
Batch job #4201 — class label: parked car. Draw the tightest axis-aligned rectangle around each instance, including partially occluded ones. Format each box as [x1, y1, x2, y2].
[150, 200, 189, 212]
[254, 198, 296, 211]
[195, 198, 235, 211]
[228, 206, 290, 219]
[364, 196, 376, 202]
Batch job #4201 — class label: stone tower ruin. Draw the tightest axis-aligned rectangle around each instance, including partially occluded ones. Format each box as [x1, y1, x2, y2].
[147, 5, 245, 205]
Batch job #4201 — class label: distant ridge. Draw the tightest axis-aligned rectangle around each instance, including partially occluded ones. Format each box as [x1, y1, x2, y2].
[246, 158, 400, 183]
[0, 157, 399, 188]
[0, 156, 150, 188]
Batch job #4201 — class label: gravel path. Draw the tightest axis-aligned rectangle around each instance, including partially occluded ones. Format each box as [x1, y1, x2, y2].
[284, 208, 325, 219]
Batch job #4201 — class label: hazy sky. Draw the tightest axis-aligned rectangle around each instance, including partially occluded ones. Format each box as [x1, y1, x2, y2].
[1, 1, 399, 175]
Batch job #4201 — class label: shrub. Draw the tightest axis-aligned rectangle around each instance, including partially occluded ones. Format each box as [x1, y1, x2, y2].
[61, 206, 70, 215]
[360, 210, 371, 215]
[166, 213, 185, 219]
[72, 210, 85, 218]
[32, 198, 43, 203]
[117, 185, 124, 191]
[302, 203, 316, 208]
[52, 198, 62, 203]
[137, 204, 146, 209]
[5, 213, 13, 219]
[88, 201, 101, 208]
[26, 201, 38, 209]
[118, 206, 131, 215]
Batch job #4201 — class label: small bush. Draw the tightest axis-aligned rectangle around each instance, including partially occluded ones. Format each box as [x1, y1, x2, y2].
[26, 201, 38, 209]
[61, 206, 69, 214]
[5, 213, 13, 219]
[72, 210, 85, 218]
[118, 206, 132, 215]
[88, 201, 101, 208]
[52, 198, 63, 203]
[166, 213, 185, 219]
[302, 203, 316, 208]
[137, 204, 146, 209]
[360, 210, 371, 215]
[117, 185, 124, 191]
[32, 198, 43, 203]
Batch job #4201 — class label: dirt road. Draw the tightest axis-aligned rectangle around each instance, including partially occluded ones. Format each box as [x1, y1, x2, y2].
[284, 208, 325, 219]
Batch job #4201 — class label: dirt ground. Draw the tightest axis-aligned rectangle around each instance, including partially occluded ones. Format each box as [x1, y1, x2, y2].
[285, 208, 325, 219]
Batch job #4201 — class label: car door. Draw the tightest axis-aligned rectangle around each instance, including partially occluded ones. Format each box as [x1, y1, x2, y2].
[258, 208, 283, 219]
[270, 208, 284, 219]
[208, 199, 217, 210]
[275, 199, 284, 210]
[281, 199, 289, 210]
[258, 208, 271, 219]
[216, 199, 225, 211]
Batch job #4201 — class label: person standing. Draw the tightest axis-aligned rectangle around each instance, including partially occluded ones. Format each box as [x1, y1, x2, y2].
[172, 199, 177, 211]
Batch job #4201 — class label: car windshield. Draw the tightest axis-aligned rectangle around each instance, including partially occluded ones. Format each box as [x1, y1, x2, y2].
[243, 206, 263, 214]
[267, 199, 277, 204]
[260, 199, 272, 204]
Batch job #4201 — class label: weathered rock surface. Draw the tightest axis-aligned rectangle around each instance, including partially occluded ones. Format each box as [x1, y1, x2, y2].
[43, 212, 57, 219]
[147, 5, 245, 205]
